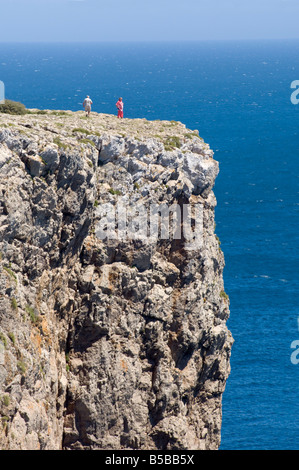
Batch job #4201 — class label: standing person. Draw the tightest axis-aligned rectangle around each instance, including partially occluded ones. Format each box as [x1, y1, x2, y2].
[116, 97, 124, 119]
[83, 95, 93, 117]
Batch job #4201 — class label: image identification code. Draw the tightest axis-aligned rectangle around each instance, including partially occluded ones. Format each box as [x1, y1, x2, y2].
[105, 454, 195, 467]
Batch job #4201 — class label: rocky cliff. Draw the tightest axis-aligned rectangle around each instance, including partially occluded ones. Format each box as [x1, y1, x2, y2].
[0, 110, 233, 450]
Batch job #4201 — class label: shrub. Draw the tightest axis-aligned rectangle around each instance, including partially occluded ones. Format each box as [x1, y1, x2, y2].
[0, 99, 27, 115]
[17, 360, 27, 374]
[8, 332, 16, 345]
[25, 305, 38, 324]
[79, 138, 96, 147]
[184, 132, 200, 139]
[2, 395, 10, 407]
[27, 109, 48, 115]
[53, 137, 68, 150]
[109, 188, 122, 196]
[11, 298, 18, 311]
[1, 416, 9, 432]
[72, 127, 90, 135]
[0, 332, 7, 349]
[3, 266, 17, 282]
[220, 290, 229, 301]
[50, 111, 68, 116]
[164, 136, 181, 150]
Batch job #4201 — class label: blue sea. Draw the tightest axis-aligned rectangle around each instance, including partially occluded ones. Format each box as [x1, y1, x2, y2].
[1, 40, 299, 450]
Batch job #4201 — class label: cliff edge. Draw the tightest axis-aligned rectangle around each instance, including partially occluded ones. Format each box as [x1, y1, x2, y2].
[0, 110, 233, 450]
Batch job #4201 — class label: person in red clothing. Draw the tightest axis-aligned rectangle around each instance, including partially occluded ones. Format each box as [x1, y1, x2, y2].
[116, 97, 124, 118]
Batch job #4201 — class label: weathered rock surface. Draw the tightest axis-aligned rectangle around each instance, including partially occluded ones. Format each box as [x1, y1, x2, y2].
[0, 110, 233, 450]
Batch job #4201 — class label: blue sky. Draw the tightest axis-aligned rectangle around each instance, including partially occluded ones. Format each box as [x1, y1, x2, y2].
[0, 0, 298, 42]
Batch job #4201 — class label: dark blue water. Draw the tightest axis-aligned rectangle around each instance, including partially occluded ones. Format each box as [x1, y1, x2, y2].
[1, 41, 299, 450]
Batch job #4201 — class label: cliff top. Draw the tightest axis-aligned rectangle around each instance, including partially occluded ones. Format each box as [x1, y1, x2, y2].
[0, 109, 209, 153]
[0, 108, 217, 199]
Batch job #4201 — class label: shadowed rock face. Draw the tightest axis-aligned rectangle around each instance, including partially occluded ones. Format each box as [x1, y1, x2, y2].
[0, 110, 233, 450]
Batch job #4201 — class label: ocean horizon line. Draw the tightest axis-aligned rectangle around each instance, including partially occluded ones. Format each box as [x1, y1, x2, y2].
[0, 37, 299, 46]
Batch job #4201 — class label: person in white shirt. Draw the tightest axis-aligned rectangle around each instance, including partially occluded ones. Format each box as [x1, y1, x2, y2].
[83, 95, 93, 116]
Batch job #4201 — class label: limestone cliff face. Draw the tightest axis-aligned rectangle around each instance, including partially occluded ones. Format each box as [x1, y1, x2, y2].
[0, 110, 233, 450]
